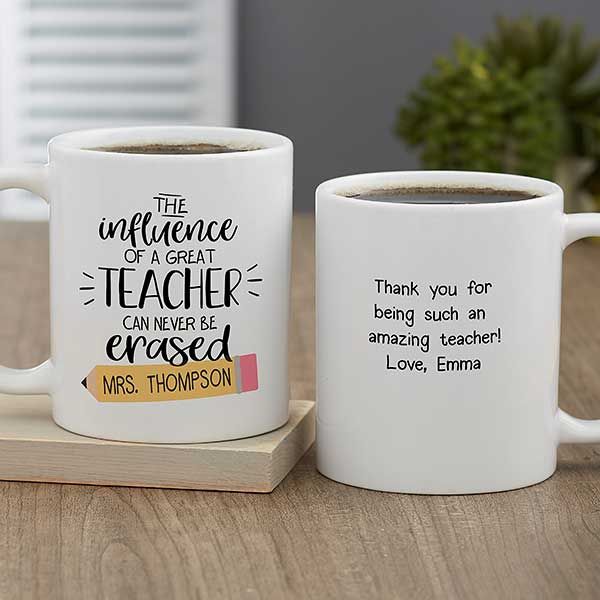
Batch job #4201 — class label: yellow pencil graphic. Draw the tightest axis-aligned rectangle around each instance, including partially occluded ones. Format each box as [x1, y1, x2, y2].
[81, 354, 259, 403]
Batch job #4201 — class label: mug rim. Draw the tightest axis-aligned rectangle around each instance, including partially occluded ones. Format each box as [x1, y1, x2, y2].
[317, 171, 563, 208]
[48, 125, 292, 158]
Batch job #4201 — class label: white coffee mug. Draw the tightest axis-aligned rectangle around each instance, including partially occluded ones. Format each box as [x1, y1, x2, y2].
[317, 171, 600, 494]
[0, 126, 293, 443]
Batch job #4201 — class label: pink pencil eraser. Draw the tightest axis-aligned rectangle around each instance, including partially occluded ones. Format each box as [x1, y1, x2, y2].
[238, 353, 259, 392]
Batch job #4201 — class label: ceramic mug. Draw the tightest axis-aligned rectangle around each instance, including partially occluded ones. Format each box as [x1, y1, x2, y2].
[316, 171, 600, 494]
[0, 126, 293, 443]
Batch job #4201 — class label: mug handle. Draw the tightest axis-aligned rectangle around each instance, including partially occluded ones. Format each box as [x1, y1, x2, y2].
[559, 213, 600, 442]
[0, 165, 55, 394]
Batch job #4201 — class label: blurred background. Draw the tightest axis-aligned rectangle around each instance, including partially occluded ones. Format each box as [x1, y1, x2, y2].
[3, 0, 600, 217]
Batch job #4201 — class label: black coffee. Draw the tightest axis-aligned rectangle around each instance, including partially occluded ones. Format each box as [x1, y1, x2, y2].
[90, 142, 256, 155]
[345, 187, 537, 204]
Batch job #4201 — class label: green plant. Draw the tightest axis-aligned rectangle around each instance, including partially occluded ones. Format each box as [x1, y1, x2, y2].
[396, 16, 600, 179]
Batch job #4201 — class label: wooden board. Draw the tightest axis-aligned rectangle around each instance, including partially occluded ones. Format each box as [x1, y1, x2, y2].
[0, 396, 314, 492]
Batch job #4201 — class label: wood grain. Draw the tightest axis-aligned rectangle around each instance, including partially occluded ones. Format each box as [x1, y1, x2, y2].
[0, 216, 600, 599]
[0, 396, 314, 492]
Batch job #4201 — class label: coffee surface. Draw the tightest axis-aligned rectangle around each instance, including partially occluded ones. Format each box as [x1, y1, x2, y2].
[90, 142, 255, 155]
[346, 187, 537, 204]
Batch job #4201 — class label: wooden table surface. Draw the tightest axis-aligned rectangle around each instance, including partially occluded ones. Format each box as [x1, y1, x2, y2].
[2, 215, 600, 599]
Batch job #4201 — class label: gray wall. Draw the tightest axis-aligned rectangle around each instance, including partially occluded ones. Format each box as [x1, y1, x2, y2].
[239, 0, 600, 211]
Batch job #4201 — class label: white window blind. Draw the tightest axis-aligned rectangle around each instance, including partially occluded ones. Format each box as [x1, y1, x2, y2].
[0, 0, 236, 219]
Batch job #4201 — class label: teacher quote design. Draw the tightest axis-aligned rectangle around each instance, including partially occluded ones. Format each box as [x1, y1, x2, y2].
[79, 192, 260, 403]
